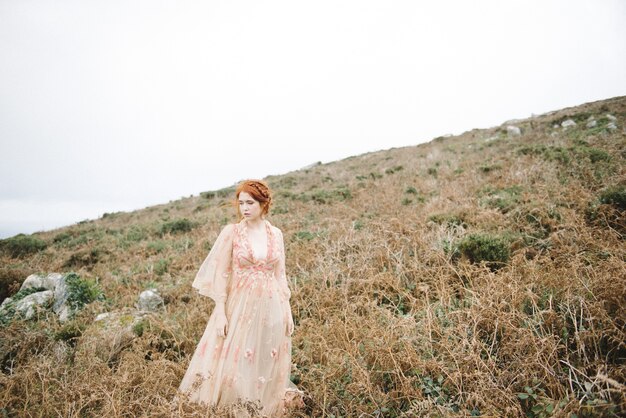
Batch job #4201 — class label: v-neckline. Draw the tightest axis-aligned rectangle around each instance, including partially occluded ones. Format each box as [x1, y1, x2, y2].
[241, 219, 271, 263]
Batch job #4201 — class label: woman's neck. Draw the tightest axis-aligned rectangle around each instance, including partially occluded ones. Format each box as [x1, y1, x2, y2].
[245, 217, 265, 230]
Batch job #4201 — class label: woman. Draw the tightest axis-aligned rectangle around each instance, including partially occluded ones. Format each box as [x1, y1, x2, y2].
[177, 179, 302, 416]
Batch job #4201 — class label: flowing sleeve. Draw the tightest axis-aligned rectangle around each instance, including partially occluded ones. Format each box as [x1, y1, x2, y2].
[191, 224, 234, 304]
[274, 228, 292, 301]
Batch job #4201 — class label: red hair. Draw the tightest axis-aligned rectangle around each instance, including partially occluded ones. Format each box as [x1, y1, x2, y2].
[234, 179, 273, 219]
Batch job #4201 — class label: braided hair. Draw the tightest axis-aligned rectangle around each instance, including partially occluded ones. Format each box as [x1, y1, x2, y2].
[234, 179, 273, 219]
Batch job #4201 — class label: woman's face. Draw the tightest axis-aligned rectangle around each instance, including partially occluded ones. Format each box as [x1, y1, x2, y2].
[238, 191, 263, 221]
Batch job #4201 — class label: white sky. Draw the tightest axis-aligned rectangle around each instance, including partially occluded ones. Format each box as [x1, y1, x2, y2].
[1, 0, 625, 239]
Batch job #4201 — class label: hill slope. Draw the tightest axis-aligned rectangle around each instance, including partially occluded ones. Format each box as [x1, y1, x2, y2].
[1, 96, 625, 417]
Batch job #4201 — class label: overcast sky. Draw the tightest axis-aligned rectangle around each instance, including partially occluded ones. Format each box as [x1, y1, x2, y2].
[1, 0, 625, 239]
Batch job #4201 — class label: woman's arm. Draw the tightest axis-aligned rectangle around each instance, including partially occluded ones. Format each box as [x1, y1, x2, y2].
[274, 228, 292, 301]
[274, 228, 294, 336]
[191, 223, 234, 337]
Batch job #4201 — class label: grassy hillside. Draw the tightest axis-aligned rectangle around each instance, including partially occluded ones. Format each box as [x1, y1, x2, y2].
[1, 96, 625, 417]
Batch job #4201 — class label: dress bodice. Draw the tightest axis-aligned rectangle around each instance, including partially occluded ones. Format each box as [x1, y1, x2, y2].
[233, 219, 278, 276]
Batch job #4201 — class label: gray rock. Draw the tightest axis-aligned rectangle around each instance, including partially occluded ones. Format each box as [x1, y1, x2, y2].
[53, 275, 70, 321]
[606, 114, 617, 122]
[57, 305, 72, 322]
[77, 309, 148, 365]
[15, 290, 54, 320]
[95, 312, 112, 322]
[586, 119, 597, 128]
[1, 297, 12, 308]
[20, 273, 62, 292]
[136, 289, 164, 312]
[561, 119, 576, 129]
[607, 122, 617, 131]
[506, 125, 521, 136]
[2, 272, 100, 324]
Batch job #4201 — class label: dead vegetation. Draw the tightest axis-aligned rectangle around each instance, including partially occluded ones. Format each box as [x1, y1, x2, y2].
[1, 96, 625, 417]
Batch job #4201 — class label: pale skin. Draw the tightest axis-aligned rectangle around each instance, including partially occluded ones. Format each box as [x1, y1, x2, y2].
[213, 191, 294, 338]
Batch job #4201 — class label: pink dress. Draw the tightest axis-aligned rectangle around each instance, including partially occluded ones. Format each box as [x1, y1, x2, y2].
[177, 218, 301, 416]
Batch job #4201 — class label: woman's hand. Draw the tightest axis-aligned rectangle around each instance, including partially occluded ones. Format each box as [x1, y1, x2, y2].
[286, 314, 294, 336]
[284, 303, 294, 336]
[215, 312, 228, 338]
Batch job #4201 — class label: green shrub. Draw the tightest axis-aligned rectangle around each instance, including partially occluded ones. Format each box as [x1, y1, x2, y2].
[154, 258, 170, 276]
[278, 176, 297, 189]
[309, 190, 332, 204]
[159, 218, 195, 236]
[126, 225, 149, 242]
[64, 234, 88, 248]
[417, 374, 460, 412]
[53, 232, 73, 244]
[54, 321, 86, 346]
[132, 318, 147, 337]
[0, 301, 17, 325]
[146, 241, 167, 254]
[64, 272, 104, 312]
[517, 145, 570, 164]
[385, 165, 403, 174]
[334, 187, 352, 200]
[429, 213, 467, 227]
[215, 186, 236, 198]
[427, 167, 438, 177]
[9, 285, 47, 302]
[479, 164, 501, 173]
[300, 187, 352, 204]
[0, 234, 47, 258]
[563, 141, 613, 171]
[200, 191, 216, 199]
[272, 205, 289, 214]
[53, 228, 105, 249]
[546, 147, 570, 164]
[479, 186, 522, 213]
[294, 231, 316, 241]
[405, 186, 418, 195]
[277, 190, 295, 199]
[576, 146, 611, 163]
[458, 233, 510, 270]
[599, 186, 626, 211]
[101, 211, 121, 219]
[442, 239, 461, 260]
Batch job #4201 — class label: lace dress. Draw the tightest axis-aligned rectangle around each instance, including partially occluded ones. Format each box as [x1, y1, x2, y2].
[177, 218, 301, 416]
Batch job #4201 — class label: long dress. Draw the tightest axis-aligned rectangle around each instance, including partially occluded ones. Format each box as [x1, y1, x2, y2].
[177, 218, 301, 416]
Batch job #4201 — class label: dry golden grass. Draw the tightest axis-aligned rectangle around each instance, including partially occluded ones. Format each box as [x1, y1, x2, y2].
[1, 96, 625, 417]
